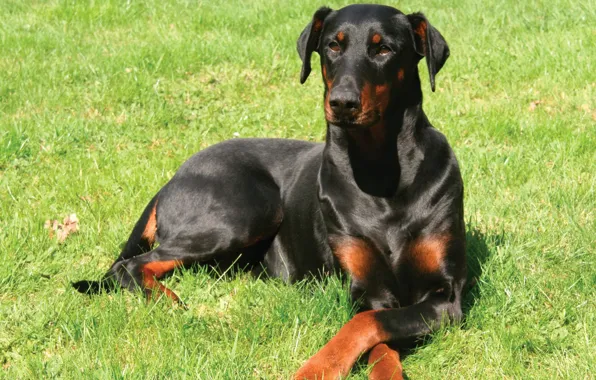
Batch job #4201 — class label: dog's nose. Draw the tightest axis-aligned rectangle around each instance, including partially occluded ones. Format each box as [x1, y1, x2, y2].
[329, 90, 361, 117]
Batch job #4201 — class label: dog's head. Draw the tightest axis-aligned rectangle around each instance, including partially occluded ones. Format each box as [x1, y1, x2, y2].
[297, 4, 449, 129]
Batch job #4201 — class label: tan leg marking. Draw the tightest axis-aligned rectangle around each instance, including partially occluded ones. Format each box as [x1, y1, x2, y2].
[368, 343, 403, 380]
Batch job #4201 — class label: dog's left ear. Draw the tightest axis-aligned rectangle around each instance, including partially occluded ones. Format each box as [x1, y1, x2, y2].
[297, 7, 333, 84]
[407, 13, 450, 92]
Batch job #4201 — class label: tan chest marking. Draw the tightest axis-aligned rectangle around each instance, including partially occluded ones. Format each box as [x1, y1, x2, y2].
[331, 237, 376, 281]
[408, 235, 451, 273]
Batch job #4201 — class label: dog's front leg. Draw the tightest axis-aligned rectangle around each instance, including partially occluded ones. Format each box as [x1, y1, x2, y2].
[294, 295, 461, 379]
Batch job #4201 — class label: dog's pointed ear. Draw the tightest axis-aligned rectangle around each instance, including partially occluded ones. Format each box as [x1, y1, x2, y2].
[407, 13, 450, 92]
[297, 7, 333, 84]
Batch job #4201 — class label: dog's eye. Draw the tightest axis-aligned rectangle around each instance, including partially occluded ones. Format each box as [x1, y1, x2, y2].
[328, 41, 341, 52]
[377, 45, 392, 56]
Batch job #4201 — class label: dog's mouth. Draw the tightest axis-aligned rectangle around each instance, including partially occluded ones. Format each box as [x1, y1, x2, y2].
[325, 112, 381, 129]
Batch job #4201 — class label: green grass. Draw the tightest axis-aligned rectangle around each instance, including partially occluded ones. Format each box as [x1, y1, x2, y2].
[1, 0, 594, 378]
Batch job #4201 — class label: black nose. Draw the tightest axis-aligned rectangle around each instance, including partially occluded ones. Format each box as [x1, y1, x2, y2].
[329, 90, 361, 117]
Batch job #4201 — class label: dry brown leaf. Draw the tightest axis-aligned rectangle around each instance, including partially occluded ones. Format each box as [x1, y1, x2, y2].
[44, 213, 79, 243]
[528, 100, 541, 112]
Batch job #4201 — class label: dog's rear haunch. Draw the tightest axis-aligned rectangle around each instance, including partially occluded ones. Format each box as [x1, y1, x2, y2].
[74, 5, 466, 379]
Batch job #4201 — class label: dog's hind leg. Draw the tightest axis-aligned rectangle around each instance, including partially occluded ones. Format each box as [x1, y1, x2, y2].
[103, 245, 194, 303]
[103, 214, 282, 304]
[75, 174, 284, 302]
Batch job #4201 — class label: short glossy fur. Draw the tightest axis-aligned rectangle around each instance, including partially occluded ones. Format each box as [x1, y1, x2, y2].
[74, 4, 466, 379]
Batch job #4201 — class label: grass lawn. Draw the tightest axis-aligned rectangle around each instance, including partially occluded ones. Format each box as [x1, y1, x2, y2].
[1, 0, 594, 378]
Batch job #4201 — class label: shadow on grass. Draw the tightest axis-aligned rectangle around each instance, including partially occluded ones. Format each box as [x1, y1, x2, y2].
[462, 226, 505, 315]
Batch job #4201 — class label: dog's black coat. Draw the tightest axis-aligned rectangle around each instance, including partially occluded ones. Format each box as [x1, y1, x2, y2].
[75, 4, 466, 377]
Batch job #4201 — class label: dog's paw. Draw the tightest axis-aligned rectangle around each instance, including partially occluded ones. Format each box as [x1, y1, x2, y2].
[294, 355, 345, 380]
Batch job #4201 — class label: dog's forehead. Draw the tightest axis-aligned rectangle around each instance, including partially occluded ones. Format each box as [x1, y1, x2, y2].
[326, 4, 408, 37]
[333, 4, 402, 23]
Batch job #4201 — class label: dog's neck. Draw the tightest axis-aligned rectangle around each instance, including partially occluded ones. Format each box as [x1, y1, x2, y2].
[321, 89, 424, 197]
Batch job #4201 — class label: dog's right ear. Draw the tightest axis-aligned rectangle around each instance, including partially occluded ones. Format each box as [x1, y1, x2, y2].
[297, 7, 333, 84]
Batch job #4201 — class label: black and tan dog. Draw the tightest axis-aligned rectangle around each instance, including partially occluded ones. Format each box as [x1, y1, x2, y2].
[74, 4, 466, 379]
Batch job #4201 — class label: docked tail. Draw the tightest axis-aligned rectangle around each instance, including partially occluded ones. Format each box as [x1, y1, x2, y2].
[72, 194, 160, 295]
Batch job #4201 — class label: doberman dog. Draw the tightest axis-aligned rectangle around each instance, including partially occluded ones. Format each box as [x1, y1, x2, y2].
[74, 4, 466, 379]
